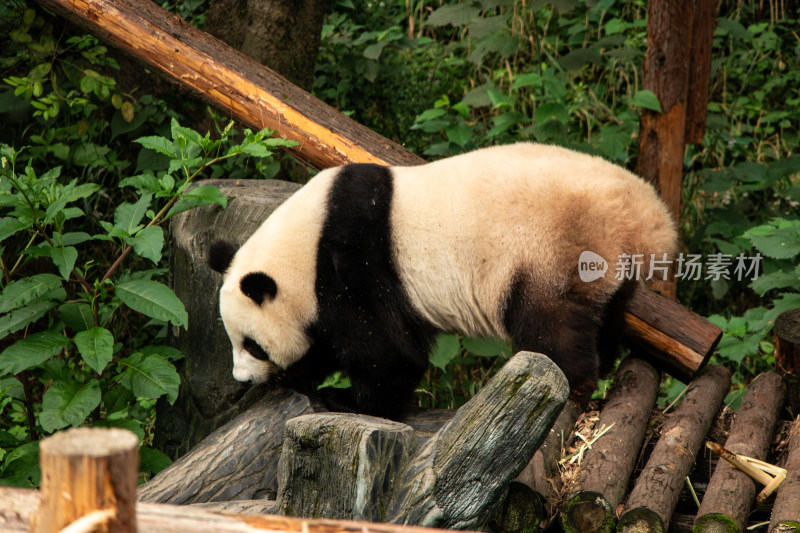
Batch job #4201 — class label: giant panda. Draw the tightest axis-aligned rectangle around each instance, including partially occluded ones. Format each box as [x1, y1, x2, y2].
[209, 143, 677, 420]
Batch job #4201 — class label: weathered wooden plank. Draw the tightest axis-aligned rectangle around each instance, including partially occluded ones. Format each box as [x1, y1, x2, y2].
[771, 417, 800, 531]
[140, 389, 314, 504]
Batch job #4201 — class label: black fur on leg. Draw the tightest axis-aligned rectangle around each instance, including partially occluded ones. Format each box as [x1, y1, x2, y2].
[502, 272, 603, 405]
[596, 279, 637, 377]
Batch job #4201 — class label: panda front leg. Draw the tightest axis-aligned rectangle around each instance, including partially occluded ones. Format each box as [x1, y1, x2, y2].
[346, 351, 428, 421]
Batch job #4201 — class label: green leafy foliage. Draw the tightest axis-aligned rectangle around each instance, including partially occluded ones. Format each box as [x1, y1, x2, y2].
[0, 5, 298, 484]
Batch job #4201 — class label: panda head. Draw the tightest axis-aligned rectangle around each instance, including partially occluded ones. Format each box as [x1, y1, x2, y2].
[208, 239, 313, 384]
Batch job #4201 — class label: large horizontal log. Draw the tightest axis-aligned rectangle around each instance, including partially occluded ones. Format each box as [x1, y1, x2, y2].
[624, 288, 721, 382]
[0, 488, 477, 533]
[34, 0, 424, 170]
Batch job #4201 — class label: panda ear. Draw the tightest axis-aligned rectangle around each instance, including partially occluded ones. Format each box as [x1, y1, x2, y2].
[240, 272, 277, 305]
[209, 240, 237, 274]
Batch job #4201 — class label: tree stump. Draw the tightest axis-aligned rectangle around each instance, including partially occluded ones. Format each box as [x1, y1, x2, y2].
[277, 414, 418, 522]
[156, 179, 301, 459]
[771, 416, 800, 531]
[619, 364, 731, 532]
[562, 357, 661, 533]
[388, 351, 569, 530]
[31, 427, 139, 533]
[488, 481, 543, 533]
[695, 372, 785, 532]
[775, 308, 800, 416]
[140, 388, 314, 504]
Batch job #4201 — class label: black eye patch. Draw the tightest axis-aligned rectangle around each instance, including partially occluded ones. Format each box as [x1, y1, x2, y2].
[242, 337, 270, 361]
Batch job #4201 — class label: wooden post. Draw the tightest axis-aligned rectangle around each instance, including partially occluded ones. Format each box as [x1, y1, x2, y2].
[770, 417, 800, 532]
[277, 414, 418, 522]
[561, 358, 661, 533]
[636, 0, 715, 298]
[32, 427, 139, 533]
[618, 365, 731, 532]
[694, 372, 785, 532]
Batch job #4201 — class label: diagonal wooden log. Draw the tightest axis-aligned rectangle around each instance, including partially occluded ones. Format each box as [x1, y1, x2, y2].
[34, 0, 423, 170]
[770, 416, 800, 532]
[618, 364, 731, 532]
[561, 357, 661, 533]
[139, 388, 314, 504]
[694, 372, 785, 532]
[388, 351, 569, 530]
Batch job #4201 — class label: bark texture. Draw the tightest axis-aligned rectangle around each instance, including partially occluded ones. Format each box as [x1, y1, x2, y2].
[695, 372, 785, 532]
[771, 417, 800, 531]
[619, 365, 731, 531]
[141, 389, 314, 504]
[562, 357, 661, 533]
[205, 0, 326, 91]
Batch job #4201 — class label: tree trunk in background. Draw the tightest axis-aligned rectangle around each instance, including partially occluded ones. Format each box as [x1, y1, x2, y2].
[205, 0, 327, 92]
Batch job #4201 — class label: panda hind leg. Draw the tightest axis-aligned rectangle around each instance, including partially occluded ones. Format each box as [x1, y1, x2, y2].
[503, 282, 603, 404]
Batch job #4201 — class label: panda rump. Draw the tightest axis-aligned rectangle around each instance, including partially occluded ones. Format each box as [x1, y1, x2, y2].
[209, 143, 677, 420]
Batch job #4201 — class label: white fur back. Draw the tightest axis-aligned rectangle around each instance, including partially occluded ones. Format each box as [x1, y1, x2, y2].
[389, 143, 676, 338]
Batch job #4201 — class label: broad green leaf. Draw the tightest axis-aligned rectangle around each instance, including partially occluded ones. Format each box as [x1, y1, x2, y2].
[630, 90, 663, 112]
[512, 72, 543, 90]
[0, 273, 63, 313]
[165, 185, 227, 220]
[128, 225, 164, 264]
[74, 327, 114, 374]
[462, 336, 512, 357]
[535, 102, 569, 124]
[429, 334, 461, 370]
[426, 4, 480, 27]
[58, 302, 94, 332]
[139, 344, 185, 362]
[139, 446, 173, 476]
[39, 379, 101, 432]
[102, 386, 134, 415]
[93, 418, 144, 441]
[50, 246, 78, 280]
[119, 352, 180, 403]
[445, 123, 471, 147]
[750, 270, 799, 296]
[114, 193, 152, 236]
[0, 300, 59, 339]
[745, 219, 800, 259]
[115, 280, 188, 327]
[135, 135, 176, 158]
[170, 119, 204, 147]
[0, 331, 69, 375]
[558, 48, 603, 71]
[0, 217, 27, 242]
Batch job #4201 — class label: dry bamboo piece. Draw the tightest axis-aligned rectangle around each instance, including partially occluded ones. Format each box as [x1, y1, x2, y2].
[31, 427, 139, 533]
